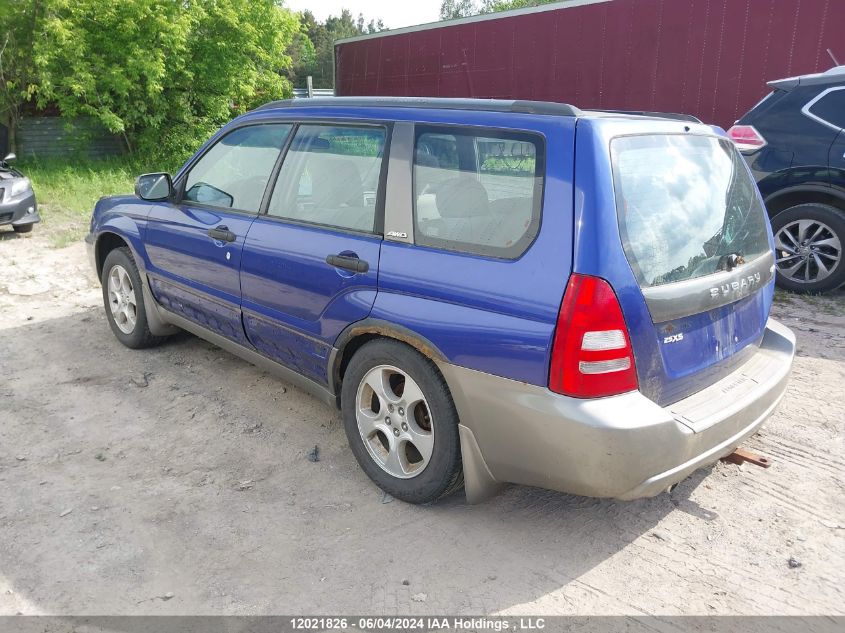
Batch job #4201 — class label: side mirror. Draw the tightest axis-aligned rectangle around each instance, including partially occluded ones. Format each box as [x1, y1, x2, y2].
[135, 172, 173, 201]
[3, 152, 16, 163]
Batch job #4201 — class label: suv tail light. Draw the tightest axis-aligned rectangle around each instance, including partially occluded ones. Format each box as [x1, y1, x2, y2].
[727, 125, 767, 152]
[549, 274, 638, 398]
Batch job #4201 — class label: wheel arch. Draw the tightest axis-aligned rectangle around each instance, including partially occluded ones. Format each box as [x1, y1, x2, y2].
[765, 186, 845, 217]
[333, 321, 503, 503]
[334, 321, 472, 503]
[94, 231, 131, 279]
[94, 229, 178, 337]
[331, 319, 448, 402]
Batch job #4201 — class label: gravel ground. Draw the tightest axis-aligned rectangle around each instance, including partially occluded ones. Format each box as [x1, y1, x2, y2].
[0, 230, 843, 616]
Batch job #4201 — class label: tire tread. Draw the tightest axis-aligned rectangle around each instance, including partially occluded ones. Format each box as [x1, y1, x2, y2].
[341, 339, 464, 504]
[102, 247, 167, 349]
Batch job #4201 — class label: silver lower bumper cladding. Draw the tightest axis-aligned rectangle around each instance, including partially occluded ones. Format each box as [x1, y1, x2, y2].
[440, 318, 795, 503]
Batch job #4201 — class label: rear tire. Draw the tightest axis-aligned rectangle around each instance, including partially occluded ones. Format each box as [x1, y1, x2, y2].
[12, 223, 33, 234]
[771, 203, 845, 293]
[341, 339, 464, 504]
[101, 247, 167, 349]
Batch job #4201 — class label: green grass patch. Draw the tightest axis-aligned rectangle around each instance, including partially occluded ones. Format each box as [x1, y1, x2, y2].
[773, 288, 795, 305]
[792, 290, 845, 316]
[774, 286, 844, 315]
[17, 156, 178, 247]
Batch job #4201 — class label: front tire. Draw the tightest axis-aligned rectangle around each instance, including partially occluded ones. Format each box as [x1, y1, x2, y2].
[12, 223, 33, 234]
[771, 203, 845, 293]
[341, 339, 463, 504]
[101, 247, 166, 349]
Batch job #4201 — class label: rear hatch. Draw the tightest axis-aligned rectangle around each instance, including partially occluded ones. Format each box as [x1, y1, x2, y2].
[609, 132, 775, 406]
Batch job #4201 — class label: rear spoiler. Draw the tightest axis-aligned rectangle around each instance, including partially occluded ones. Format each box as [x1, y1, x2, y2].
[768, 65, 845, 91]
[587, 109, 702, 123]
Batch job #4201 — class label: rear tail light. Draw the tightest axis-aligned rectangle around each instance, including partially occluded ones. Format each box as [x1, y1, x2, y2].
[727, 125, 767, 152]
[549, 274, 638, 398]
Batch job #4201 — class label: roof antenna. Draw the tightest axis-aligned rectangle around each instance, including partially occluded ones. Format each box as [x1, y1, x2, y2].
[462, 48, 475, 98]
[827, 48, 840, 67]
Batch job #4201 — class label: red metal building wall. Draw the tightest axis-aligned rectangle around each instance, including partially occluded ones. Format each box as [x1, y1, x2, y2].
[335, 0, 842, 128]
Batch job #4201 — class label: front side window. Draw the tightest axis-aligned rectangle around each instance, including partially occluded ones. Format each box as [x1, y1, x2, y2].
[611, 134, 771, 288]
[184, 124, 292, 212]
[413, 127, 544, 258]
[267, 125, 386, 233]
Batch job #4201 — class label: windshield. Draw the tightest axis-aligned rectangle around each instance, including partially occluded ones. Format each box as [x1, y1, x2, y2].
[611, 134, 771, 288]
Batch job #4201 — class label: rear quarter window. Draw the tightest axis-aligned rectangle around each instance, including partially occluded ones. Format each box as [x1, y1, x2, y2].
[611, 134, 771, 287]
[413, 126, 545, 259]
[806, 87, 845, 129]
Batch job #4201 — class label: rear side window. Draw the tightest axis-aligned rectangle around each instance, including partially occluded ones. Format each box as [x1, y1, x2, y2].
[184, 124, 292, 212]
[267, 125, 386, 233]
[611, 134, 771, 287]
[806, 87, 845, 129]
[413, 127, 544, 258]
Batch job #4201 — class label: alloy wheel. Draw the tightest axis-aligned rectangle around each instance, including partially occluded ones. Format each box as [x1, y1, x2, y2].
[774, 219, 842, 284]
[355, 364, 434, 479]
[107, 264, 138, 334]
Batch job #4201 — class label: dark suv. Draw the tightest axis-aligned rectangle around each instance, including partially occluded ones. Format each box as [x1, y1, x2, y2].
[729, 66, 845, 293]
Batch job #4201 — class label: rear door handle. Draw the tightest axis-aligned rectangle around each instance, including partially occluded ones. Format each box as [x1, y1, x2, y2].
[326, 254, 369, 273]
[208, 225, 236, 242]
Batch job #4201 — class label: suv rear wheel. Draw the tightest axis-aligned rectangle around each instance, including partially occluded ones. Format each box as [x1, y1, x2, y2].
[341, 339, 463, 504]
[771, 203, 845, 293]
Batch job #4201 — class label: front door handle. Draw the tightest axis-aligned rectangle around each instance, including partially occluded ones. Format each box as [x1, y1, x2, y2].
[326, 254, 369, 273]
[208, 225, 236, 242]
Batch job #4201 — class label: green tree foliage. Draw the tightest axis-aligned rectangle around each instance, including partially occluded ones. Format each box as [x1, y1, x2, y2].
[440, 0, 565, 20]
[310, 9, 359, 88]
[481, 0, 563, 12]
[0, 0, 43, 143]
[290, 8, 385, 90]
[440, 0, 478, 20]
[3, 0, 298, 162]
[286, 15, 318, 89]
[33, 0, 193, 154]
[156, 0, 298, 157]
[1, 0, 386, 160]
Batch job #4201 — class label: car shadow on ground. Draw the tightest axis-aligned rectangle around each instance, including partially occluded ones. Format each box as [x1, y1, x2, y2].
[0, 229, 26, 241]
[0, 308, 746, 615]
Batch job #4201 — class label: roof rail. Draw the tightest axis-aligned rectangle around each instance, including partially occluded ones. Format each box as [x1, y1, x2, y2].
[587, 109, 702, 123]
[254, 96, 582, 117]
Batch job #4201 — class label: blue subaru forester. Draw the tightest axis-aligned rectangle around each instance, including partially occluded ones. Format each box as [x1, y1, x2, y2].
[86, 98, 796, 504]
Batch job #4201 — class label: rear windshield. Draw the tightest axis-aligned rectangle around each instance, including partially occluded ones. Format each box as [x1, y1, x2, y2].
[611, 134, 770, 287]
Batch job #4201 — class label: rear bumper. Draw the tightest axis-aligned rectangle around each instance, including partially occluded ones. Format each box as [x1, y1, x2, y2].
[0, 191, 39, 227]
[439, 318, 795, 502]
